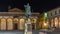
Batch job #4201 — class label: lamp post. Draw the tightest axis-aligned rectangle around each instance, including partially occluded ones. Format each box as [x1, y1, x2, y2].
[24, 3, 32, 34]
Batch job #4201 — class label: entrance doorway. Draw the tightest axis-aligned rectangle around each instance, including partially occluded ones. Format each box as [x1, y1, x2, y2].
[13, 23, 18, 30]
[51, 17, 60, 28]
[32, 23, 35, 30]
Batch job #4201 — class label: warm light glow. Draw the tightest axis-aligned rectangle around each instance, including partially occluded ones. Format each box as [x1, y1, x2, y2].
[32, 18, 37, 23]
[44, 13, 47, 18]
[13, 18, 18, 23]
[27, 18, 31, 23]
[51, 19, 54, 27]
[7, 18, 13, 30]
[59, 17, 60, 27]
[19, 18, 25, 30]
[44, 23, 47, 26]
[20, 18, 25, 23]
[1, 17, 6, 30]
[55, 17, 58, 27]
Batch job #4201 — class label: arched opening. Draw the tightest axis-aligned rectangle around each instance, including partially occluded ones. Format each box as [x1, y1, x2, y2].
[7, 17, 13, 30]
[19, 18, 25, 30]
[32, 17, 37, 30]
[59, 17, 60, 28]
[54, 17, 58, 28]
[13, 18, 18, 30]
[51, 19, 54, 27]
[1, 17, 6, 30]
[13, 23, 18, 30]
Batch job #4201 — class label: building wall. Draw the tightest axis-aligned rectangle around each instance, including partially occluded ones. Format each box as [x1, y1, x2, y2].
[0, 16, 38, 31]
[48, 7, 60, 18]
[0, 8, 40, 31]
[47, 7, 60, 29]
[38, 7, 60, 30]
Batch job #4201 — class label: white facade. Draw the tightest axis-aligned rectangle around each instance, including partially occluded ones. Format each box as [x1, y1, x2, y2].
[47, 7, 60, 28]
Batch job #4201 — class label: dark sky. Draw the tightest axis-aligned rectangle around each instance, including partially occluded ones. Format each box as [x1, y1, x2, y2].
[0, 0, 60, 12]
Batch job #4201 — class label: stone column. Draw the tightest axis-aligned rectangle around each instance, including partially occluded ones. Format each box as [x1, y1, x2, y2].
[49, 18, 51, 28]
[53, 18, 55, 27]
[58, 17, 59, 28]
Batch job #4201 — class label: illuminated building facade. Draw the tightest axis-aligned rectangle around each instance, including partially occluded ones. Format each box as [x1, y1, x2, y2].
[47, 7, 60, 28]
[39, 7, 60, 30]
[39, 12, 49, 29]
[0, 8, 39, 31]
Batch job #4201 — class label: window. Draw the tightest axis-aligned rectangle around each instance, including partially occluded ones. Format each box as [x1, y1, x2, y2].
[55, 11, 57, 15]
[51, 12, 52, 16]
[59, 10, 60, 13]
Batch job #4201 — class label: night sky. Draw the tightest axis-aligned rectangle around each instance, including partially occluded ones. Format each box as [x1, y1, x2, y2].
[0, 0, 60, 13]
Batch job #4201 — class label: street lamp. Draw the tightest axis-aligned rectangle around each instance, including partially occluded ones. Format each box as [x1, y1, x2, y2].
[44, 12, 48, 20]
[44, 23, 47, 26]
[43, 12, 48, 27]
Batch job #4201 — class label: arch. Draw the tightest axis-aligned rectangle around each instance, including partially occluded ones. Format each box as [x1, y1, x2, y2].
[7, 17, 13, 30]
[1, 17, 6, 30]
[13, 18, 19, 23]
[31, 17, 37, 30]
[19, 18, 25, 30]
[13, 18, 19, 30]
[54, 17, 58, 28]
[59, 17, 60, 28]
[49, 15, 60, 28]
[32, 18, 37, 23]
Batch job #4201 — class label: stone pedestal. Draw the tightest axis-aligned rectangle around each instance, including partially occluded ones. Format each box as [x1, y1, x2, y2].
[27, 31, 32, 34]
[27, 23, 32, 31]
[26, 23, 32, 34]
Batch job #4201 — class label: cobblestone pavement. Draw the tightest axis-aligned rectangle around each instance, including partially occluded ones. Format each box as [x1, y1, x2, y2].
[32, 29, 60, 34]
[0, 29, 60, 34]
[32, 31, 60, 34]
[0, 31, 24, 34]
